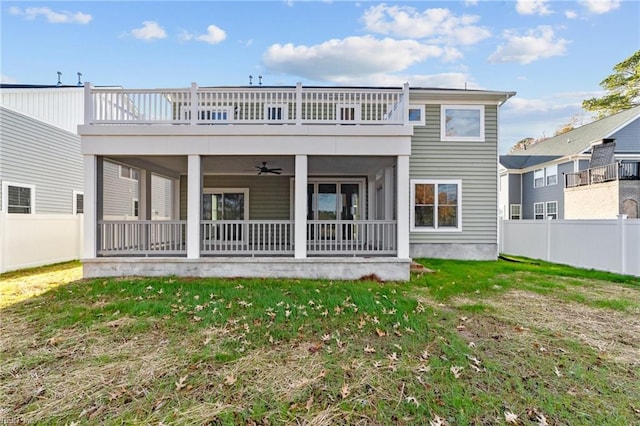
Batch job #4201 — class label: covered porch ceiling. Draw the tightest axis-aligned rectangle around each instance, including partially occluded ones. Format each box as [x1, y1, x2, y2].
[107, 155, 396, 178]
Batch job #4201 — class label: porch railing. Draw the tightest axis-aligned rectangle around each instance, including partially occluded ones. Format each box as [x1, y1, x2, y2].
[201, 220, 294, 255]
[307, 220, 397, 255]
[98, 220, 186, 255]
[565, 162, 640, 188]
[85, 83, 408, 126]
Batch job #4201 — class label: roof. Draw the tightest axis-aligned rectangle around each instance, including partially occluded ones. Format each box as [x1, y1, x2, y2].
[510, 105, 640, 157]
[499, 155, 563, 169]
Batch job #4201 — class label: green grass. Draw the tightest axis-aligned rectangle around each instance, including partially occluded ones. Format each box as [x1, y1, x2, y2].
[1, 259, 639, 425]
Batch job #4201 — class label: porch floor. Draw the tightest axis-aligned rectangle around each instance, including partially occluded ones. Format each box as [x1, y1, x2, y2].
[82, 257, 411, 281]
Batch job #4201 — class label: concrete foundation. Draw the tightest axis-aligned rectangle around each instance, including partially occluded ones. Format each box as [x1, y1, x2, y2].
[82, 257, 412, 282]
[410, 243, 498, 260]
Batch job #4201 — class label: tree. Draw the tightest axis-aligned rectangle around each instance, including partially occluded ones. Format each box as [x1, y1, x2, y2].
[582, 50, 640, 118]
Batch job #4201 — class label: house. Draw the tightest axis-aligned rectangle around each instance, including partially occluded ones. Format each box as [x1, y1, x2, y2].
[499, 105, 640, 220]
[79, 82, 515, 281]
[0, 84, 175, 272]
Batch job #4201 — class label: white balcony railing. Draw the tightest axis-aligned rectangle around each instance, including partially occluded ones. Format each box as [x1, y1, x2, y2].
[565, 162, 640, 188]
[201, 220, 294, 255]
[85, 83, 409, 126]
[307, 220, 397, 255]
[98, 220, 186, 255]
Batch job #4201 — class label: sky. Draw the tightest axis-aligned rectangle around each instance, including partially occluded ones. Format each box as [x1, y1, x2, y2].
[1, 0, 638, 153]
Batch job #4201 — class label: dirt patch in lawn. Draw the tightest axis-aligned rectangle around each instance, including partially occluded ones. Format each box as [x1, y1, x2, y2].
[458, 288, 640, 365]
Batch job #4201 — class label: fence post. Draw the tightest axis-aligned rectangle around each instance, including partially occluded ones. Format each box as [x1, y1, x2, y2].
[618, 214, 627, 275]
[546, 216, 552, 261]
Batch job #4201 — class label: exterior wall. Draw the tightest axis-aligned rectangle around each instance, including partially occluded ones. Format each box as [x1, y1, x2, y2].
[152, 174, 174, 219]
[0, 87, 84, 133]
[408, 104, 499, 259]
[103, 160, 139, 219]
[0, 106, 83, 214]
[619, 181, 640, 218]
[610, 117, 639, 153]
[565, 180, 619, 219]
[521, 161, 571, 219]
[180, 174, 291, 220]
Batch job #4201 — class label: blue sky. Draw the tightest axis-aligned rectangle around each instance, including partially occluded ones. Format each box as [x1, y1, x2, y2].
[1, 0, 638, 153]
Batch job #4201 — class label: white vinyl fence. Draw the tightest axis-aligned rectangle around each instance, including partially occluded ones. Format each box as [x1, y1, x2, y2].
[499, 216, 640, 277]
[0, 213, 83, 273]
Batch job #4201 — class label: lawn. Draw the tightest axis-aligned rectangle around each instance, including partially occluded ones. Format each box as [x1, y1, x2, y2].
[1, 259, 639, 425]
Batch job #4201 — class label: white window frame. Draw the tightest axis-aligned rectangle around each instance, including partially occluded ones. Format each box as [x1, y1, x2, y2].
[533, 169, 545, 188]
[410, 179, 462, 232]
[119, 165, 139, 181]
[264, 104, 288, 121]
[336, 103, 361, 122]
[534, 202, 544, 220]
[73, 190, 84, 215]
[510, 204, 521, 220]
[545, 164, 558, 186]
[545, 201, 558, 219]
[441, 105, 485, 142]
[2, 181, 36, 214]
[408, 105, 425, 126]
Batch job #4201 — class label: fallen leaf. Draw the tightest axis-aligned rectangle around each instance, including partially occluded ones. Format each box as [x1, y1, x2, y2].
[321, 333, 332, 342]
[305, 395, 314, 411]
[224, 374, 237, 386]
[536, 412, 549, 426]
[375, 328, 387, 337]
[308, 342, 323, 354]
[554, 366, 562, 377]
[429, 415, 446, 426]
[450, 366, 463, 378]
[364, 345, 376, 354]
[405, 396, 419, 407]
[504, 410, 519, 424]
[387, 352, 399, 362]
[175, 375, 187, 390]
[341, 382, 350, 399]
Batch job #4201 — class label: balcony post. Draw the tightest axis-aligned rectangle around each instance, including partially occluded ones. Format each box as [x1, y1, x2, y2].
[294, 155, 308, 258]
[295, 82, 302, 125]
[84, 82, 93, 125]
[190, 82, 198, 125]
[396, 155, 410, 258]
[402, 82, 410, 125]
[83, 155, 103, 258]
[187, 155, 201, 259]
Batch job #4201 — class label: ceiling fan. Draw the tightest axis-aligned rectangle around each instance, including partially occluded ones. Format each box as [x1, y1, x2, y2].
[255, 161, 282, 175]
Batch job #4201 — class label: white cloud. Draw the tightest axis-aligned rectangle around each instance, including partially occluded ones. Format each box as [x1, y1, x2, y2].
[361, 4, 490, 45]
[579, 0, 621, 14]
[179, 30, 194, 41]
[515, 0, 552, 16]
[1, 74, 18, 84]
[196, 25, 226, 45]
[10, 6, 92, 24]
[489, 26, 569, 64]
[326, 72, 478, 89]
[465, 0, 479, 6]
[263, 35, 458, 82]
[565, 9, 578, 19]
[131, 21, 167, 41]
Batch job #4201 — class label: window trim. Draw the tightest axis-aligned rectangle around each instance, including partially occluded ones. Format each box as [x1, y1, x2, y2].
[545, 164, 558, 186]
[202, 187, 250, 220]
[410, 179, 462, 232]
[73, 190, 84, 215]
[533, 168, 545, 188]
[119, 165, 139, 181]
[510, 204, 521, 220]
[441, 105, 485, 142]
[2, 181, 36, 214]
[534, 202, 544, 220]
[408, 105, 425, 126]
[545, 201, 558, 219]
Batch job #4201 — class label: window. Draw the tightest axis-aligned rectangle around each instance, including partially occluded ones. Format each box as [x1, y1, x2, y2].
[545, 165, 558, 186]
[534, 202, 544, 220]
[120, 165, 139, 181]
[336, 104, 360, 122]
[546, 201, 557, 219]
[3, 182, 35, 214]
[534, 169, 544, 188]
[132, 199, 139, 217]
[441, 105, 485, 141]
[411, 180, 462, 231]
[408, 105, 425, 125]
[73, 191, 84, 214]
[200, 107, 231, 122]
[510, 204, 521, 220]
[265, 104, 287, 121]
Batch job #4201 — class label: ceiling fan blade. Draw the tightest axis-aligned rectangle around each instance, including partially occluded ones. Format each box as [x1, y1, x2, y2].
[270, 170, 282, 175]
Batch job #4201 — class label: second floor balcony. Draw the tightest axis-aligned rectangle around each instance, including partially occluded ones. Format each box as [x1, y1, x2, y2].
[84, 82, 410, 127]
[565, 161, 640, 188]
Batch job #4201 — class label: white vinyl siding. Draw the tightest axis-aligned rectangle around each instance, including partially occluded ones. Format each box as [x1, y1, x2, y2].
[534, 202, 544, 220]
[510, 204, 521, 220]
[411, 180, 462, 232]
[441, 105, 485, 142]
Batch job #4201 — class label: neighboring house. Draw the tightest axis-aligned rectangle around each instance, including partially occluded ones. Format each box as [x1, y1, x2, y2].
[79, 82, 515, 281]
[500, 106, 640, 220]
[0, 84, 175, 272]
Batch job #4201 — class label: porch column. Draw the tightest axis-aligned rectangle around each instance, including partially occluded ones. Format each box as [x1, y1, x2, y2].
[294, 155, 308, 258]
[396, 155, 410, 259]
[384, 166, 394, 220]
[83, 155, 103, 258]
[187, 155, 201, 259]
[139, 170, 152, 220]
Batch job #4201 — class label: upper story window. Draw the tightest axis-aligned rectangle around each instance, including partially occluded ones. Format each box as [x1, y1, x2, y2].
[441, 105, 485, 142]
[546, 165, 558, 186]
[411, 179, 462, 232]
[534, 169, 545, 188]
[120, 165, 139, 181]
[408, 105, 425, 125]
[4, 182, 35, 214]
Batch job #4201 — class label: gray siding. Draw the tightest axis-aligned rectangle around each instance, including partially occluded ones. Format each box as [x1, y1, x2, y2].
[102, 160, 139, 218]
[0, 106, 82, 214]
[180, 175, 291, 220]
[611, 117, 640, 153]
[409, 104, 498, 244]
[508, 174, 522, 207]
[521, 160, 572, 219]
